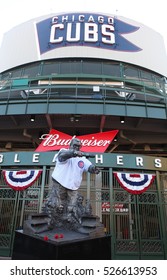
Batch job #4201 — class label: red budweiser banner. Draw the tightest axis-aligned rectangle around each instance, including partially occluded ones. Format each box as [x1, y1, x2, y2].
[36, 129, 119, 153]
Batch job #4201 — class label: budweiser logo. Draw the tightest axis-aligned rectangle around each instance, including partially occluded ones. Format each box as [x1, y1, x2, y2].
[39, 134, 73, 147]
[36, 129, 119, 153]
[40, 134, 110, 147]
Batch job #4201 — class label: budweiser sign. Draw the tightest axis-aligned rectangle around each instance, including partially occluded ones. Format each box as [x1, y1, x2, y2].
[36, 129, 119, 153]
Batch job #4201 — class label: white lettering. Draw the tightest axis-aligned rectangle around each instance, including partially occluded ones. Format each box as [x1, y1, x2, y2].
[88, 15, 95, 23]
[84, 23, 98, 42]
[14, 154, 20, 163]
[40, 134, 110, 148]
[62, 15, 68, 22]
[108, 17, 114, 25]
[51, 15, 114, 25]
[97, 140, 106, 146]
[102, 24, 115, 44]
[0, 152, 166, 171]
[33, 153, 40, 163]
[81, 139, 89, 146]
[50, 17, 115, 46]
[50, 24, 64, 43]
[52, 16, 58, 24]
[117, 155, 124, 165]
[98, 16, 104, 23]
[154, 158, 162, 168]
[40, 134, 59, 147]
[66, 23, 80, 42]
[56, 138, 71, 146]
[136, 157, 143, 166]
[0, 154, 4, 163]
[79, 15, 85, 22]
[95, 154, 103, 164]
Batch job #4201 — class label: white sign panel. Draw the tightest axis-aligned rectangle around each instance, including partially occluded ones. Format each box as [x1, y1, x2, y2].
[0, 12, 167, 76]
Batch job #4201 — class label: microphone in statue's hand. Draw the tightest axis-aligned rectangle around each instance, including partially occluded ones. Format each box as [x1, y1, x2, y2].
[83, 153, 95, 158]
[73, 151, 83, 157]
[73, 151, 95, 158]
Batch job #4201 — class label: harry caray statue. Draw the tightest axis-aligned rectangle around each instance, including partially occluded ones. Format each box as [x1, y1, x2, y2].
[43, 138, 100, 231]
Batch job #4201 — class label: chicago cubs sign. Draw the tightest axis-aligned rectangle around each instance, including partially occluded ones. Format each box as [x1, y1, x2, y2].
[36, 13, 141, 54]
[1, 12, 167, 75]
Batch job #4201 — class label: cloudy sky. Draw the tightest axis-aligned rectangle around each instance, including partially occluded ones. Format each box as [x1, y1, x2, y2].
[0, 0, 167, 52]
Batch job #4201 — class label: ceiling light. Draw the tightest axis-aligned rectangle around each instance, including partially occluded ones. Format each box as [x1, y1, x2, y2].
[70, 116, 74, 122]
[70, 114, 81, 122]
[120, 117, 125, 124]
[30, 115, 35, 122]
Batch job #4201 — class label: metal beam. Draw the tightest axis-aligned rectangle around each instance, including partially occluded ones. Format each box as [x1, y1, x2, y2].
[45, 114, 52, 129]
[100, 115, 106, 132]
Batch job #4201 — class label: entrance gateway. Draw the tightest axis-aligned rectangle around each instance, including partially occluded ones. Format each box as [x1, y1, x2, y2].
[0, 152, 167, 259]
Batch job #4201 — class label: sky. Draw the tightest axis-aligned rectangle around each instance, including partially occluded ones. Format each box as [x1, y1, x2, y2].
[0, 0, 167, 53]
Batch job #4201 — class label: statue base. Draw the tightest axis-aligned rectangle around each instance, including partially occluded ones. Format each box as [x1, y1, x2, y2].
[12, 229, 111, 260]
[23, 213, 106, 238]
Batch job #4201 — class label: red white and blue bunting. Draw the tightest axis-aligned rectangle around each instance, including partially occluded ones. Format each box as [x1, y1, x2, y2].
[113, 172, 156, 194]
[2, 170, 42, 191]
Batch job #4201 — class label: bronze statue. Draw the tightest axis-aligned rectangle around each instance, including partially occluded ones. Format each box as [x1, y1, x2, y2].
[43, 138, 100, 230]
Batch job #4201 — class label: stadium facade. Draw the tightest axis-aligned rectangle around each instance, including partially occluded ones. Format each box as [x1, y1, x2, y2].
[0, 12, 167, 259]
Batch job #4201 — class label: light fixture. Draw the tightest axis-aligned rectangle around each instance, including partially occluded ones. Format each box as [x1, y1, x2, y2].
[120, 117, 125, 124]
[70, 116, 75, 122]
[5, 142, 12, 149]
[70, 114, 81, 122]
[74, 114, 81, 122]
[144, 144, 151, 151]
[30, 115, 35, 122]
[75, 116, 80, 122]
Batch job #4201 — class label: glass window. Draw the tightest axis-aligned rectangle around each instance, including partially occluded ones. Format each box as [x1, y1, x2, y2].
[60, 61, 80, 74]
[140, 70, 152, 81]
[42, 62, 60, 75]
[12, 69, 22, 78]
[82, 61, 102, 75]
[77, 86, 93, 98]
[1, 72, 12, 80]
[124, 65, 139, 79]
[140, 70, 154, 87]
[103, 62, 120, 77]
[23, 64, 40, 77]
[154, 75, 165, 93]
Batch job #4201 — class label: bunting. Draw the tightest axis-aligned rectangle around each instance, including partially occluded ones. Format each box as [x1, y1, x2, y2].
[2, 170, 42, 191]
[113, 172, 156, 194]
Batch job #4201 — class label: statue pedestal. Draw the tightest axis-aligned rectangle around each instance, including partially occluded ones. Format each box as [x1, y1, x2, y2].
[12, 229, 111, 260]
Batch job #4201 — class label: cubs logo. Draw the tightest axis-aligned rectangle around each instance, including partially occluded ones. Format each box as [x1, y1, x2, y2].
[78, 160, 84, 168]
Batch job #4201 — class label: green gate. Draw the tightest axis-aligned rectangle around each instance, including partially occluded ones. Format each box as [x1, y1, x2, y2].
[0, 188, 19, 257]
[110, 170, 167, 259]
[0, 167, 46, 257]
